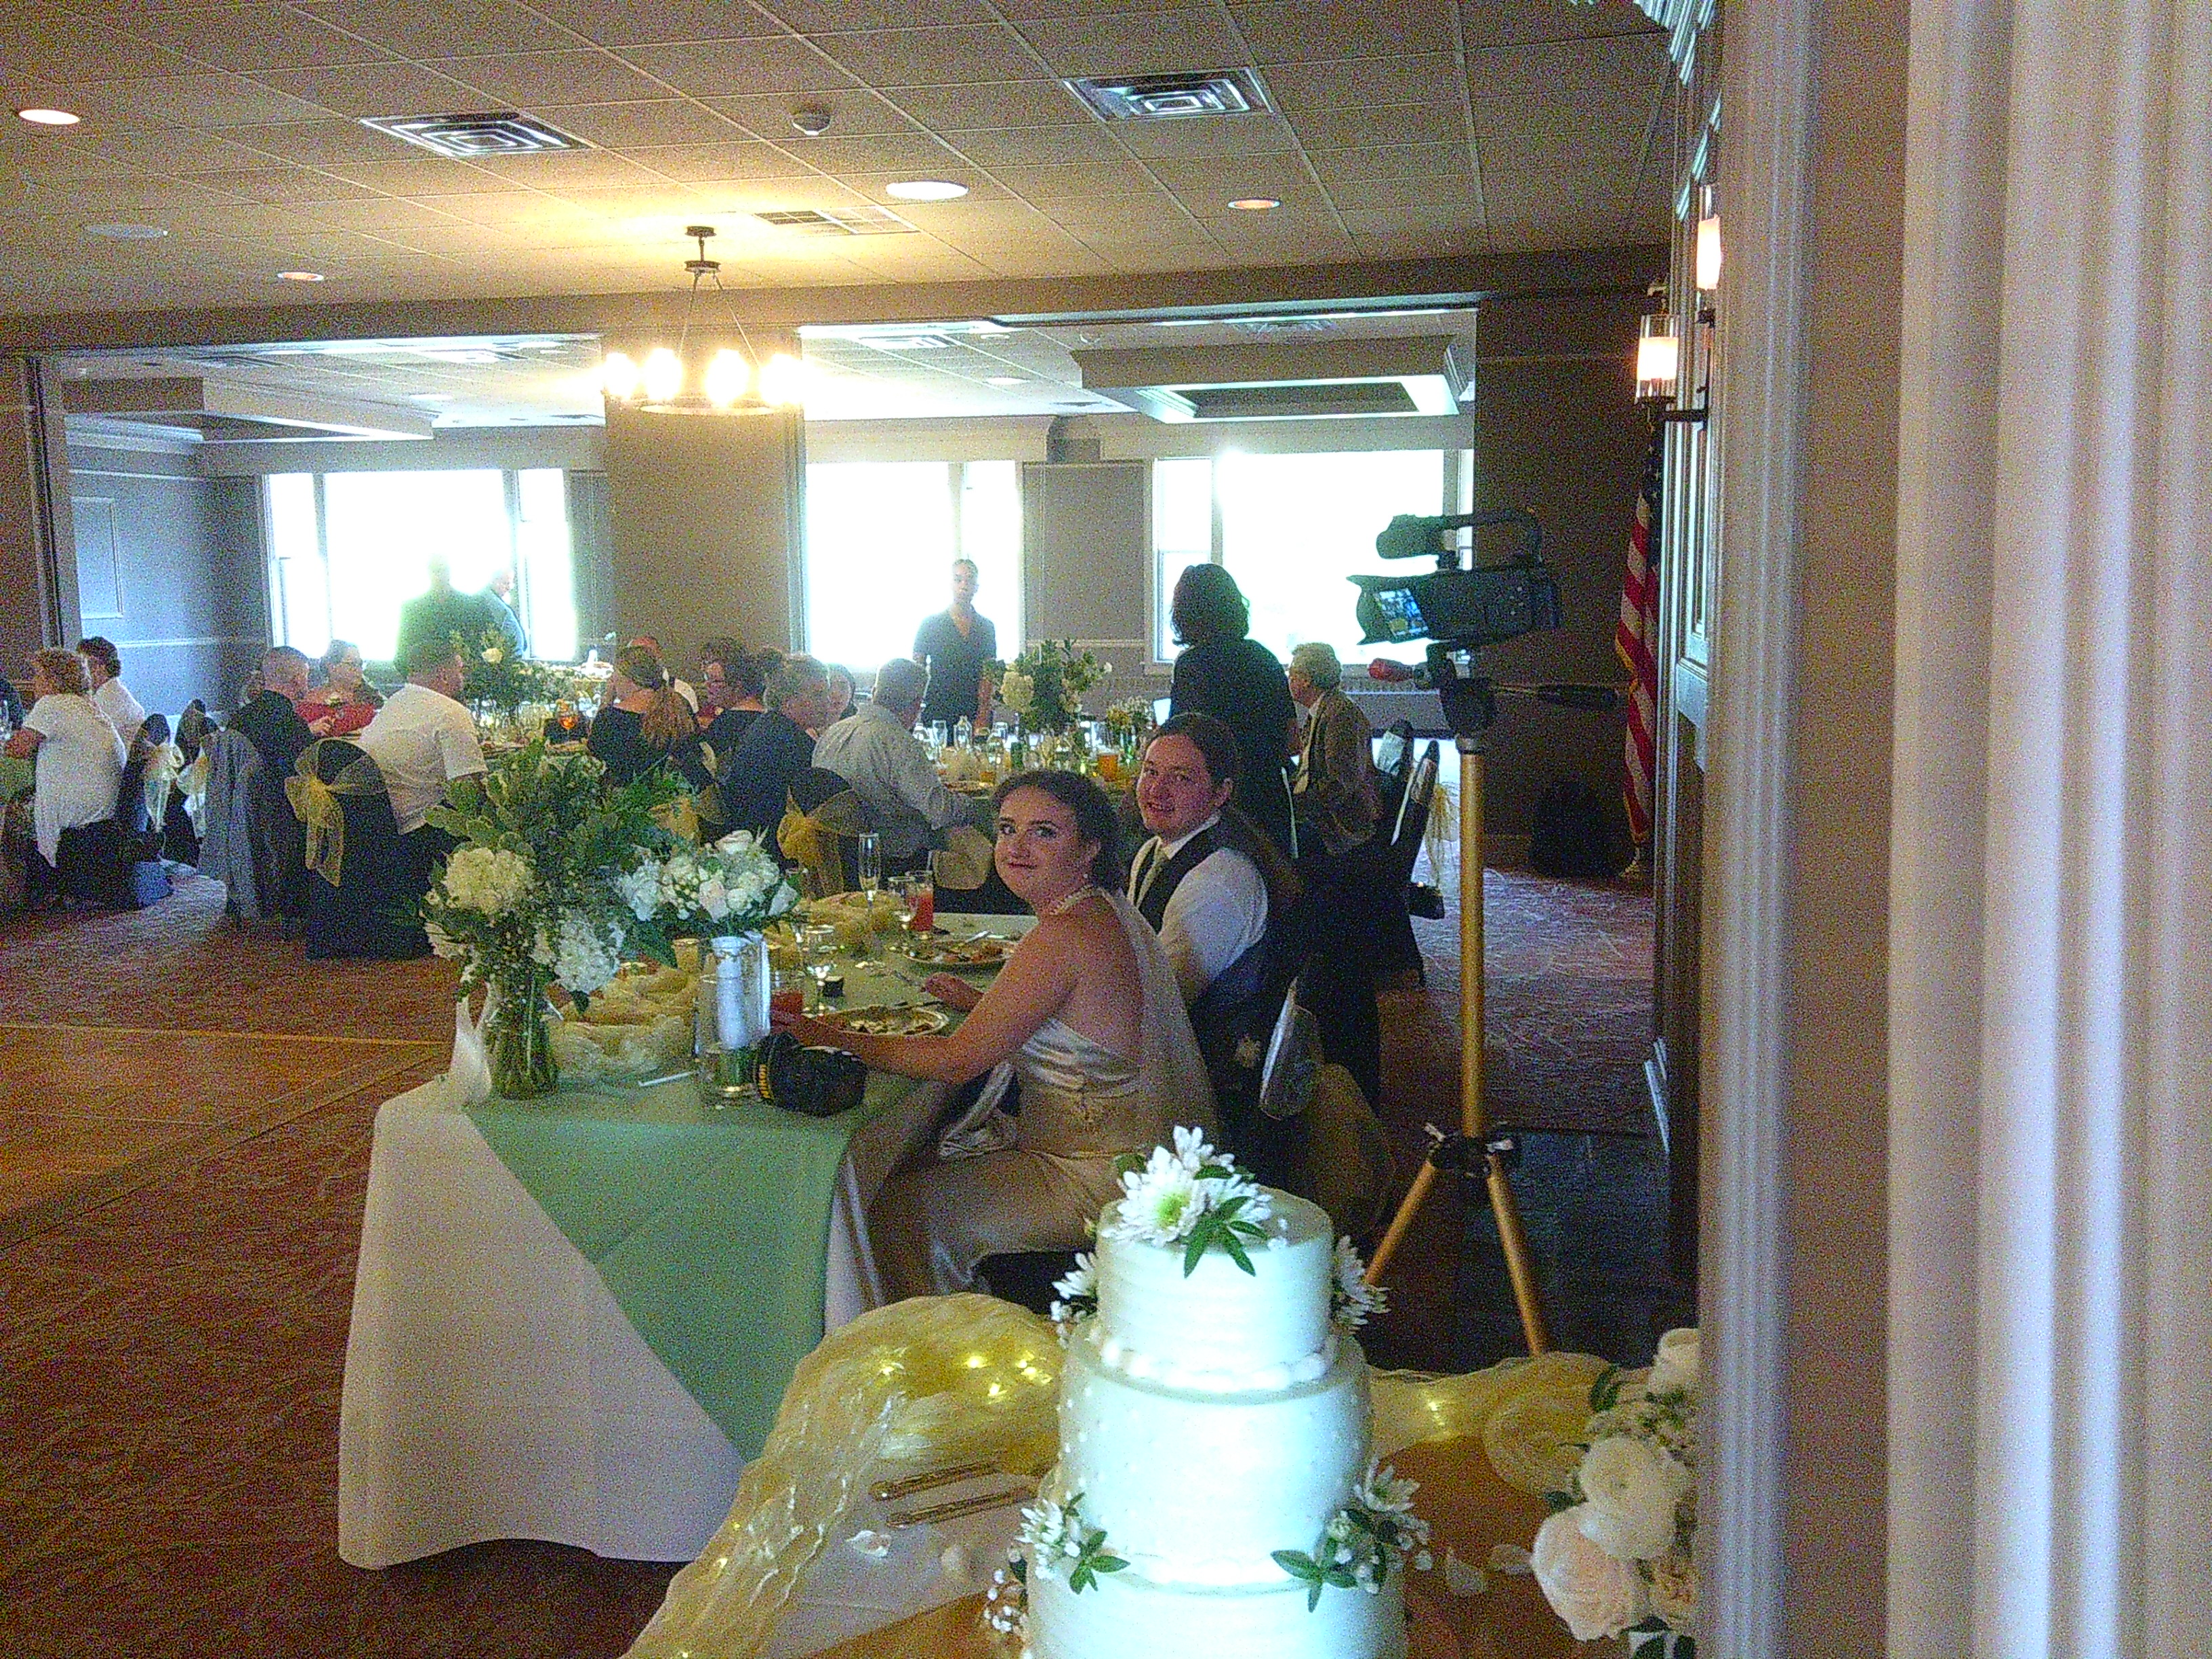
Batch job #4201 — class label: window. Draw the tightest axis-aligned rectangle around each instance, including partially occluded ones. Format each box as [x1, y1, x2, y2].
[264, 468, 579, 663]
[803, 460, 1023, 672]
[1152, 451, 1456, 664]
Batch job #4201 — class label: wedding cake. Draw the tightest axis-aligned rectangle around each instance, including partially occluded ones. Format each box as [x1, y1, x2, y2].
[994, 1130, 1427, 1659]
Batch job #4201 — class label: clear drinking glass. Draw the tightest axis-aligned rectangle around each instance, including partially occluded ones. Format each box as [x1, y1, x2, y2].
[857, 832, 882, 897]
[800, 921, 840, 1008]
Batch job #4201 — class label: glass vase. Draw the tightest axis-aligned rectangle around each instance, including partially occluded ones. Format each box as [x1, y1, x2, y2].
[484, 964, 559, 1099]
[695, 931, 771, 1105]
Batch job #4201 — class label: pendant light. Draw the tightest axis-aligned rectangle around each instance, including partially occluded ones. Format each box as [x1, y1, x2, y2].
[600, 226, 804, 415]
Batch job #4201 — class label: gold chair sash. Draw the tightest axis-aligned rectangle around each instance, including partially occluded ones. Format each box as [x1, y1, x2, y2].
[284, 741, 387, 888]
[777, 789, 870, 896]
[930, 823, 995, 891]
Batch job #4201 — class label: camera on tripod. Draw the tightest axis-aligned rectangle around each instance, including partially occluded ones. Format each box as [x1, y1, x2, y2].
[1351, 508, 1560, 649]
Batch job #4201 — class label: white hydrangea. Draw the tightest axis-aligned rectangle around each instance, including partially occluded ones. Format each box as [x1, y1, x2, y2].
[613, 860, 662, 922]
[441, 846, 534, 916]
[532, 909, 623, 996]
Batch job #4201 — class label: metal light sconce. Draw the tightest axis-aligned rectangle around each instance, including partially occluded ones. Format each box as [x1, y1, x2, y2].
[600, 225, 806, 416]
[1637, 312, 1682, 405]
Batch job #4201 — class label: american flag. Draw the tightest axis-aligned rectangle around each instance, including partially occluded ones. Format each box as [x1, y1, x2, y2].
[1615, 432, 1664, 846]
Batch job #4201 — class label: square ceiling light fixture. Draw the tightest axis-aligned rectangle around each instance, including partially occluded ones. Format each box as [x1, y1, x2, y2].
[1064, 69, 1271, 122]
[361, 112, 583, 158]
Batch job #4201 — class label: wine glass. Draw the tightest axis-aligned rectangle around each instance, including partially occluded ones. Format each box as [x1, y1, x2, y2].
[799, 922, 840, 1007]
[857, 832, 882, 899]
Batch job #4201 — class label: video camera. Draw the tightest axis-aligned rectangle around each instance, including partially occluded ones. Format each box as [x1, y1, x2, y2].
[1351, 508, 1560, 649]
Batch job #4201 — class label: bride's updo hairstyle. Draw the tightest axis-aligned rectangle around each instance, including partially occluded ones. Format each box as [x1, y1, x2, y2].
[993, 768, 1125, 891]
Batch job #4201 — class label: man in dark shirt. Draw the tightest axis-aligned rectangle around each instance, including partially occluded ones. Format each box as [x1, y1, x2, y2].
[396, 557, 493, 664]
[230, 645, 320, 921]
[477, 566, 527, 655]
[912, 558, 996, 733]
[718, 653, 836, 840]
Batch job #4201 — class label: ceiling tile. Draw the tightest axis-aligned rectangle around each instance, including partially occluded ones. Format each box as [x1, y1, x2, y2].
[837, 168, 1012, 203]
[221, 119, 428, 166]
[1012, 9, 1247, 79]
[702, 88, 921, 139]
[1338, 205, 1484, 239]
[1227, 0, 1454, 64]
[1143, 152, 1312, 200]
[1459, 0, 1659, 51]
[112, 5, 401, 73]
[2, 140, 148, 184]
[465, 147, 672, 187]
[761, 130, 965, 174]
[1109, 110, 1296, 160]
[1261, 54, 1461, 117]
[252, 60, 489, 119]
[1466, 35, 1669, 109]
[809, 24, 1043, 88]
[1326, 175, 1483, 212]
[520, 0, 797, 48]
[994, 0, 1195, 17]
[431, 49, 674, 106]
[0, 9, 200, 80]
[324, 156, 518, 194]
[934, 123, 1122, 167]
[757, 0, 1001, 29]
[878, 77, 1086, 131]
[85, 125, 281, 174]
[1290, 98, 1465, 151]
[1038, 196, 1201, 237]
[987, 157, 1160, 201]
[299, 0, 581, 60]
[35, 174, 244, 214]
[629, 139, 819, 181]
[298, 194, 472, 231]
[64, 73, 337, 127]
[533, 99, 745, 148]
[1307, 142, 1473, 185]
[620, 36, 856, 98]
[191, 166, 388, 203]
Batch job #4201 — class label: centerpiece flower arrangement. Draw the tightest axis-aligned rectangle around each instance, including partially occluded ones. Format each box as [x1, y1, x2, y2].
[1530, 1327, 1700, 1654]
[457, 626, 567, 720]
[993, 639, 1109, 733]
[422, 742, 686, 1098]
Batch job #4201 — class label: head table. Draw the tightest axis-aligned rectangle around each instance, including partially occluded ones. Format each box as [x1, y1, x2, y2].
[337, 914, 1031, 1571]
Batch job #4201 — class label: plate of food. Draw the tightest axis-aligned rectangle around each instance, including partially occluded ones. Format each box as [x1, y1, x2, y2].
[816, 1003, 950, 1037]
[895, 933, 1013, 969]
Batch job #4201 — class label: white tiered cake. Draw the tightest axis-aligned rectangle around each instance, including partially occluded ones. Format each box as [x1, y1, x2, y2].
[1005, 1134, 1422, 1659]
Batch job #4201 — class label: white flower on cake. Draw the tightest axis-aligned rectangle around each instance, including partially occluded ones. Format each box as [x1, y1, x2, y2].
[1047, 1252, 1097, 1331]
[1330, 1235, 1386, 1330]
[981, 1555, 1027, 1636]
[1273, 1458, 1431, 1610]
[1101, 1128, 1275, 1276]
[1015, 1493, 1125, 1594]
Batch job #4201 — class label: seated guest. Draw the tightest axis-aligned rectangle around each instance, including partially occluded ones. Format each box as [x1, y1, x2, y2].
[781, 770, 1214, 1298]
[811, 656, 994, 869]
[587, 642, 711, 790]
[232, 646, 321, 920]
[1286, 642, 1379, 855]
[719, 653, 834, 840]
[0, 670, 22, 728]
[296, 640, 382, 739]
[359, 638, 487, 896]
[5, 648, 125, 903]
[1128, 714, 1276, 1004]
[699, 642, 772, 752]
[77, 636, 147, 749]
[626, 636, 699, 714]
[823, 663, 859, 726]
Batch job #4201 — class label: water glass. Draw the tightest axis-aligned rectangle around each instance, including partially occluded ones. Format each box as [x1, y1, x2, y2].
[799, 922, 840, 1007]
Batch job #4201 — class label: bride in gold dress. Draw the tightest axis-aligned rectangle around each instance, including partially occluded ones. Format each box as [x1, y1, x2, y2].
[775, 768, 1215, 1299]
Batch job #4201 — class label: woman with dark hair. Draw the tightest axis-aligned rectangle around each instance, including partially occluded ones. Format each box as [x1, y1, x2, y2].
[587, 643, 711, 790]
[700, 643, 773, 752]
[778, 768, 1214, 1298]
[1167, 562, 1297, 855]
[296, 640, 384, 739]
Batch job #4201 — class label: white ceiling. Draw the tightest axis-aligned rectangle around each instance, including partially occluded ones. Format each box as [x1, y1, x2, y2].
[1, 0, 1676, 318]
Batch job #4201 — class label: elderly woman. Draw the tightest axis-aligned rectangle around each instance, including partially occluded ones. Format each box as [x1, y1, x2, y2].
[295, 640, 383, 739]
[778, 769, 1215, 1298]
[4, 648, 125, 902]
[1167, 562, 1297, 855]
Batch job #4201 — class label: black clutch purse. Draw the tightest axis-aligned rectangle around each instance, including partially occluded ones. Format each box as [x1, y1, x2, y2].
[754, 1029, 869, 1118]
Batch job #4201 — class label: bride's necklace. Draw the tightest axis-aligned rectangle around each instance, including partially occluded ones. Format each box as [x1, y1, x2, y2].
[1045, 884, 1103, 917]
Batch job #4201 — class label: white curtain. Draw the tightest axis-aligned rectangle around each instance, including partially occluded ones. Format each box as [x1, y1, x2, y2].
[1889, 0, 2211, 1654]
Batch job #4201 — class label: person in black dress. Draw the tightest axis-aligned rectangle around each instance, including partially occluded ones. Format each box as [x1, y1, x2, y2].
[718, 653, 838, 840]
[1166, 562, 1297, 856]
[912, 558, 996, 733]
[699, 642, 773, 756]
[586, 643, 711, 790]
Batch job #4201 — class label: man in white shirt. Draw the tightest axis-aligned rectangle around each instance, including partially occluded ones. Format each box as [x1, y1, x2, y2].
[1128, 714, 1271, 1004]
[77, 636, 147, 750]
[360, 638, 487, 890]
[811, 657, 993, 867]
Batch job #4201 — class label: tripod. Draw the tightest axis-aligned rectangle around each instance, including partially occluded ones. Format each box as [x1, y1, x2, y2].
[1363, 644, 1619, 1357]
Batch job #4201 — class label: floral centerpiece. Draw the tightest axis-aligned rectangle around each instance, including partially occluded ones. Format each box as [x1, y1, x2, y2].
[457, 626, 567, 719]
[423, 742, 686, 1098]
[1531, 1327, 1700, 1654]
[993, 639, 1109, 733]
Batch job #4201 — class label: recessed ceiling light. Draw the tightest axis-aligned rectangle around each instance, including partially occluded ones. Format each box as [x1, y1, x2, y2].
[17, 107, 79, 126]
[1229, 197, 1279, 211]
[884, 180, 968, 201]
[277, 270, 326, 282]
[82, 222, 168, 239]
[986, 376, 1025, 387]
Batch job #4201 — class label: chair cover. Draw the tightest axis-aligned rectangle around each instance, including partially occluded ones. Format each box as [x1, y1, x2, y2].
[287, 739, 386, 888]
[777, 768, 870, 895]
[295, 739, 427, 959]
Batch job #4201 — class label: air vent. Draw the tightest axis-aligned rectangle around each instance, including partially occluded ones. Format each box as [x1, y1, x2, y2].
[361, 112, 583, 159]
[754, 206, 916, 236]
[1064, 69, 1271, 122]
[857, 333, 956, 352]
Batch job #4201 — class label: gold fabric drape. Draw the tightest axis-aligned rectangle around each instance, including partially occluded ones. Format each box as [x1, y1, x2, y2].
[284, 741, 387, 888]
[778, 789, 871, 896]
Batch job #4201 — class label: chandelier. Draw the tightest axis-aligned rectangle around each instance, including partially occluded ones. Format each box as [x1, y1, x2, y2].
[600, 225, 804, 415]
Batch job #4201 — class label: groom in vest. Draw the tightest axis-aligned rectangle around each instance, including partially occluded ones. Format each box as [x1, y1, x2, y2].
[1130, 714, 1305, 1183]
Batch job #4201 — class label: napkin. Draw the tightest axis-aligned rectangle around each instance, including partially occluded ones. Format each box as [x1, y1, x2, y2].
[446, 994, 494, 1107]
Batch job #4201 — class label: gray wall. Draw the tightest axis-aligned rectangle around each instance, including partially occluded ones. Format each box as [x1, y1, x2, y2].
[66, 441, 265, 716]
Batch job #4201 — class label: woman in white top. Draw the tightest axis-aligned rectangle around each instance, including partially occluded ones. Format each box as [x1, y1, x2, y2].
[77, 635, 148, 750]
[4, 647, 125, 895]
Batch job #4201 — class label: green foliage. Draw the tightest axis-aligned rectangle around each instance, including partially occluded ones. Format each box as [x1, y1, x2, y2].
[1179, 1189, 1270, 1277]
[1066, 1529, 1127, 1594]
[1272, 1547, 1355, 1612]
[455, 628, 567, 715]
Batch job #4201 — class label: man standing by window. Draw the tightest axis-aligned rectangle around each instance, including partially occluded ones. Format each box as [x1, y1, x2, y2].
[912, 558, 996, 733]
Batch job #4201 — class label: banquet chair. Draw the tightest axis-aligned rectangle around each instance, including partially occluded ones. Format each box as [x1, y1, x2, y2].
[199, 727, 272, 920]
[1368, 741, 1441, 987]
[102, 724, 173, 908]
[293, 739, 430, 960]
[777, 766, 871, 896]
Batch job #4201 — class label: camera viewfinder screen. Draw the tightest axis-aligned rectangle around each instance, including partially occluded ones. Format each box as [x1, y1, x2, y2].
[1372, 588, 1428, 641]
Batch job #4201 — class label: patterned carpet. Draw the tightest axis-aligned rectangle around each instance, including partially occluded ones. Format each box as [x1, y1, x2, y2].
[0, 865, 1658, 1658]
